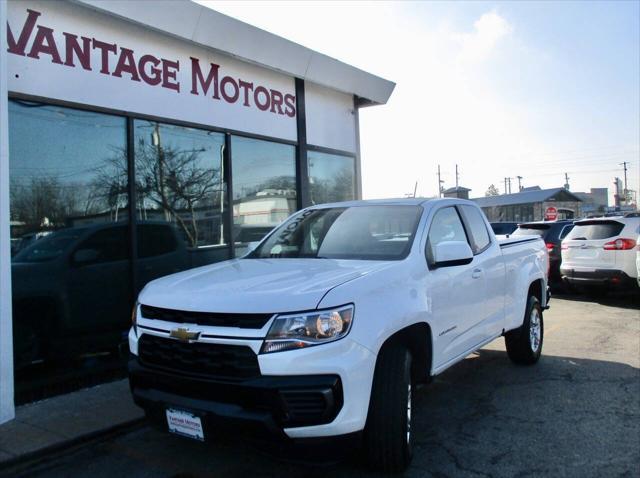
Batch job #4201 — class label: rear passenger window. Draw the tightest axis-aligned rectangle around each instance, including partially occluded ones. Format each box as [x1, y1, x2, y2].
[426, 207, 468, 264]
[460, 205, 491, 253]
[559, 225, 574, 240]
[138, 224, 178, 258]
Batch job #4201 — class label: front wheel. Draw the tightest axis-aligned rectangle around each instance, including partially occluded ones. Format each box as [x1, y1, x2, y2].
[505, 295, 543, 365]
[363, 345, 413, 472]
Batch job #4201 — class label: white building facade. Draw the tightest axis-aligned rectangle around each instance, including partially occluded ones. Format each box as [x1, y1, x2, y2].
[0, 0, 394, 423]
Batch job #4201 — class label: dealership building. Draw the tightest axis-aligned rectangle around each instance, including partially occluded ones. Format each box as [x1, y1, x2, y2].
[0, 0, 394, 423]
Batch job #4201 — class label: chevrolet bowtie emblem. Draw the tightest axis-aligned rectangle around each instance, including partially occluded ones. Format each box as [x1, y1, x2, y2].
[169, 328, 201, 342]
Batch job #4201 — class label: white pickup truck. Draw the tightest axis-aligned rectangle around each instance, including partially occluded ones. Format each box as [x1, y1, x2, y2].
[128, 198, 549, 472]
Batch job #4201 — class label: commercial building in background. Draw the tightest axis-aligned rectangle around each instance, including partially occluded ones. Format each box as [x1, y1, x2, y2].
[473, 187, 583, 223]
[574, 188, 609, 216]
[0, 0, 394, 423]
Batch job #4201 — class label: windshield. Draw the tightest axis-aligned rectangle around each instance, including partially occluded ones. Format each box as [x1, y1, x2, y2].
[13, 228, 84, 263]
[249, 205, 423, 261]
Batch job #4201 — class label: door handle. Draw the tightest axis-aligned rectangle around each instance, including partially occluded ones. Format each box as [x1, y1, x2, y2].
[472, 268, 483, 279]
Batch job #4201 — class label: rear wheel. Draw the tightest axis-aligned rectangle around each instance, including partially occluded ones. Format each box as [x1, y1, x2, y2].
[505, 295, 543, 365]
[363, 345, 413, 472]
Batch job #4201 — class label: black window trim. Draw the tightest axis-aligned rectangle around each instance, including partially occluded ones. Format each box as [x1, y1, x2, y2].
[424, 205, 472, 268]
[457, 204, 493, 256]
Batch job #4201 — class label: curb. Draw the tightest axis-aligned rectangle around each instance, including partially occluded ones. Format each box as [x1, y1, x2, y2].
[0, 417, 145, 476]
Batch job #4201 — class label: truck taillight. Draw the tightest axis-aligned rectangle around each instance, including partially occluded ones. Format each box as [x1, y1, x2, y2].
[603, 238, 636, 250]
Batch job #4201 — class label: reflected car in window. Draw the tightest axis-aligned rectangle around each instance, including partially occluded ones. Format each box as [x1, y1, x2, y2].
[11, 221, 188, 368]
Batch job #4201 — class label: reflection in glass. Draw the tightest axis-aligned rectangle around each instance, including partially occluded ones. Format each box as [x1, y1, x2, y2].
[308, 151, 356, 205]
[8, 101, 129, 390]
[134, 121, 228, 276]
[231, 136, 296, 255]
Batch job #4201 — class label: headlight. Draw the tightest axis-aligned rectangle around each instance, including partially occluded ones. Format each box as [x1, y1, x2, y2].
[131, 302, 138, 333]
[261, 305, 354, 354]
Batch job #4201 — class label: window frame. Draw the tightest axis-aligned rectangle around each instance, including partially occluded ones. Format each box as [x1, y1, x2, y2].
[457, 204, 493, 255]
[425, 205, 471, 268]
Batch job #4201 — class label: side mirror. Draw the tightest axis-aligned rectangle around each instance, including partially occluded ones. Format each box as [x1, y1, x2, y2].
[432, 241, 473, 268]
[73, 248, 100, 265]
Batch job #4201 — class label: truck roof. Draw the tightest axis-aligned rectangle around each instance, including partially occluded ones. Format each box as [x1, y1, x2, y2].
[309, 197, 473, 208]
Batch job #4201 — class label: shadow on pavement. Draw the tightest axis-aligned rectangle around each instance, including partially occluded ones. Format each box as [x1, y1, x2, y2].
[553, 290, 639, 310]
[22, 347, 640, 478]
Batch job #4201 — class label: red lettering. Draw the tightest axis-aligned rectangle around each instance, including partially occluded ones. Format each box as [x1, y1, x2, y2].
[284, 94, 296, 118]
[270, 89, 284, 114]
[6, 9, 41, 56]
[254, 86, 270, 111]
[220, 76, 239, 103]
[92, 39, 117, 74]
[63, 33, 91, 70]
[238, 80, 253, 107]
[190, 57, 219, 98]
[138, 54, 162, 86]
[162, 59, 180, 92]
[113, 47, 141, 81]
[27, 26, 62, 64]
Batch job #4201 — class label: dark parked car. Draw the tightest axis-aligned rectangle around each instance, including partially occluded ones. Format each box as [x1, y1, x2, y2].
[11, 221, 188, 368]
[490, 222, 519, 235]
[512, 220, 575, 283]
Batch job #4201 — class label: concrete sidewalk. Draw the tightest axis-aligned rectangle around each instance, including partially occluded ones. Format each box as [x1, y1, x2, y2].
[0, 379, 143, 469]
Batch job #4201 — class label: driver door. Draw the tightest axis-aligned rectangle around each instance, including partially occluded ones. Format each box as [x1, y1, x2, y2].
[425, 206, 489, 371]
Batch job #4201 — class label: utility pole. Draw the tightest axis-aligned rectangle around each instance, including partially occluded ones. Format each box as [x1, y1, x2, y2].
[504, 177, 508, 195]
[620, 162, 629, 204]
[564, 173, 570, 190]
[437, 165, 444, 198]
[455, 164, 459, 189]
[517, 176, 523, 192]
[413, 181, 418, 198]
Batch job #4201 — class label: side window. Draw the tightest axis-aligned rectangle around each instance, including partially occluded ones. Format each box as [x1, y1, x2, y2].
[460, 205, 491, 254]
[74, 226, 128, 264]
[138, 224, 179, 258]
[426, 207, 468, 264]
[559, 225, 574, 240]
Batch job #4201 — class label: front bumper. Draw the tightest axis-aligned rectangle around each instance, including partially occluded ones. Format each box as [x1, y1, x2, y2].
[560, 267, 636, 287]
[128, 328, 376, 440]
[129, 359, 343, 440]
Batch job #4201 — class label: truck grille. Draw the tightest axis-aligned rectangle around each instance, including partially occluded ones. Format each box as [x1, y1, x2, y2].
[140, 305, 273, 329]
[137, 334, 260, 381]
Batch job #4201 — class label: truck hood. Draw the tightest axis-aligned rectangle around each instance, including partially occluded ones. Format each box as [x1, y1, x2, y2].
[138, 258, 393, 313]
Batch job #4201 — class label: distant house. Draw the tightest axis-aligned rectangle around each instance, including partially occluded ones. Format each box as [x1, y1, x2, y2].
[574, 188, 608, 216]
[442, 186, 471, 200]
[472, 187, 583, 222]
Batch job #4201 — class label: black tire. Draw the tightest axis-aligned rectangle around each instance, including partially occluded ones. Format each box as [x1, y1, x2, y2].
[505, 295, 543, 365]
[363, 345, 413, 472]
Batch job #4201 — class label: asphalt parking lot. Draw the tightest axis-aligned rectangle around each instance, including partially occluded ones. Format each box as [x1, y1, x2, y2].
[7, 293, 640, 478]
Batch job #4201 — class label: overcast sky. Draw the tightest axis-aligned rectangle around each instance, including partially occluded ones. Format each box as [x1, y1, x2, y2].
[202, 0, 639, 204]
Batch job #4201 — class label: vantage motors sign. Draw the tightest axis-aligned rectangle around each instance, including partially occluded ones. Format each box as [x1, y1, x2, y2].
[6, 1, 298, 141]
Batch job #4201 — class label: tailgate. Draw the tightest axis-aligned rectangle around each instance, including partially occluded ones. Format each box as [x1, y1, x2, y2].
[561, 220, 624, 270]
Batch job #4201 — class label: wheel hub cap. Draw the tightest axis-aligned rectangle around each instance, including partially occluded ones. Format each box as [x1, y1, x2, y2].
[529, 308, 541, 353]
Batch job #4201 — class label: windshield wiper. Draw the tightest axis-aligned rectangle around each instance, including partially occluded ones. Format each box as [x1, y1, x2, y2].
[572, 237, 588, 240]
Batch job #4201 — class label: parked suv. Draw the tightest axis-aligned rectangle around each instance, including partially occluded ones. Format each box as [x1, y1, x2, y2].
[561, 215, 640, 290]
[512, 220, 575, 283]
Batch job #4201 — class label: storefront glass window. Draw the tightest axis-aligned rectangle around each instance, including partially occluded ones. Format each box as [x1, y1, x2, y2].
[308, 150, 356, 205]
[231, 136, 296, 255]
[134, 121, 228, 277]
[8, 100, 129, 402]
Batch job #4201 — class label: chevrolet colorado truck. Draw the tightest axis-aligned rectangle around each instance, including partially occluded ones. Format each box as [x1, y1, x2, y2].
[129, 198, 549, 472]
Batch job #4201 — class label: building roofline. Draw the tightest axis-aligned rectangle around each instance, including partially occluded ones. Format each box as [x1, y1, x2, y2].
[71, 0, 396, 105]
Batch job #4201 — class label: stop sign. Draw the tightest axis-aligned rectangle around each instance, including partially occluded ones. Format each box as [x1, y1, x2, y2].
[544, 206, 558, 221]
